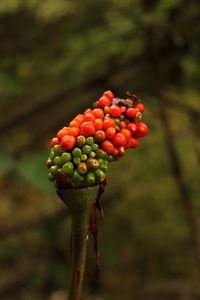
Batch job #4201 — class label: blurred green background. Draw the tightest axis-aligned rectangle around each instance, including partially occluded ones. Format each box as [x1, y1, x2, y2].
[0, 0, 200, 299]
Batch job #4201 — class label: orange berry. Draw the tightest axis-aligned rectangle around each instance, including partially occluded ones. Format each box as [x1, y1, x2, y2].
[120, 129, 131, 140]
[61, 135, 76, 151]
[93, 108, 104, 119]
[101, 140, 114, 154]
[68, 127, 80, 137]
[95, 119, 103, 131]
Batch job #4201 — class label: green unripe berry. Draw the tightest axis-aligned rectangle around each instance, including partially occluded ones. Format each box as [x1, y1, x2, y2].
[89, 151, 96, 158]
[100, 162, 108, 173]
[108, 155, 114, 162]
[77, 135, 86, 147]
[72, 147, 82, 158]
[73, 157, 81, 165]
[86, 158, 100, 171]
[48, 172, 55, 181]
[61, 152, 72, 163]
[82, 145, 92, 155]
[78, 162, 88, 174]
[50, 150, 55, 160]
[72, 170, 84, 183]
[95, 169, 105, 182]
[86, 136, 94, 145]
[53, 144, 63, 156]
[81, 154, 88, 161]
[50, 165, 58, 176]
[114, 118, 120, 126]
[96, 149, 108, 160]
[91, 143, 98, 151]
[62, 162, 74, 176]
[54, 156, 63, 166]
[86, 172, 95, 186]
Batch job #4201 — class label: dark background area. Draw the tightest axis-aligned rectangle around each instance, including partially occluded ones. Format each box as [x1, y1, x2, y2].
[0, 0, 200, 299]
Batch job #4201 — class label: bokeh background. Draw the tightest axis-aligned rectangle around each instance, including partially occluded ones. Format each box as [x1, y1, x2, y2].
[0, 0, 200, 299]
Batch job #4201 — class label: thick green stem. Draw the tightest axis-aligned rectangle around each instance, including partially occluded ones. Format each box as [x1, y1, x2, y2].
[57, 186, 99, 300]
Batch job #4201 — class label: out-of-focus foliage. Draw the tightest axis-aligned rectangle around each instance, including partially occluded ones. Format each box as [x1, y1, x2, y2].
[0, 0, 200, 299]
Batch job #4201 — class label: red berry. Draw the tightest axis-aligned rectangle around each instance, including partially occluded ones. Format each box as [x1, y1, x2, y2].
[101, 140, 114, 154]
[127, 123, 137, 134]
[50, 137, 59, 147]
[93, 108, 104, 119]
[103, 90, 114, 100]
[113, 148, 119, 156]
[134, 103, 144, 113]
[112, 133, 126, 147]
[61, 135, 76, 151]
[81, 121, 96, 136]
[126, 108, 138, 118]
[125, 138, 132, 149]
[68, 127, 80, 137]
[103, 118, 115, 130]
[70, 119, 81, 128]
[121, 107, 126, 114]
[98, 95, 111, 108]
[74, 114, 84, 124]
[130, 137, 139, 148]
[135, 122, 148, 138]
[84, 108, 93, 114]
[106, 127, 116, 139]
[95, 119, 103, 131]
[120, 129, 131, 140]
[57, 127, 70, 141]
[119, 121, 126, 129]
[83, 112, 96, 122]
[109, 105, 121, 117]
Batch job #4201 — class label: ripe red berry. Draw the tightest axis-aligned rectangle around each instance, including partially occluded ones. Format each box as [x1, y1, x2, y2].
[109, 105, 121, 117]
[124, 138, 132, 149]
[61, 135, 76, 151]
[101, 140, 114, 154]
[130, 137, 139, 148]
[134, 103, 144, 113]
[112, 133, 126, 147]
[95, 119, 103, 130]
[81, 121, 96, 136]
[126, 108, 138, 118]
[103, 90, 114, 100]
[127, 123, 137, 134]
[83, 112, 96, 122]
[120, 129, 131, 140]
[106, 127, 116, 139]
[135, 122, 148, 137]
[74, 114, 84, 124]
[57, 127, 70, 141]
[68, 127, 80, 137]
[98, 95, 111, 108]
[113, 148, 119, 156]
[70, 119, 81, 128]
[84, 108, 93, 114]
[103, 118, 115, 130]
[50, 137, 59, 147]
[93, 108, 104, 119]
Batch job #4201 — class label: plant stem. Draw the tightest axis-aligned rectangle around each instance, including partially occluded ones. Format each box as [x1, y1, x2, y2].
[67, 220, 88, 300]
[57, 186, 99, 300]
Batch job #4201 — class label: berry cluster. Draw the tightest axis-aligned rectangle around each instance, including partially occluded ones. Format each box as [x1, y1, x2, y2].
[47, 91, 148, 188]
